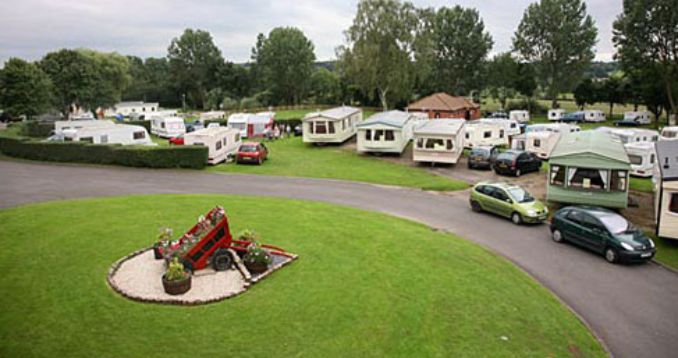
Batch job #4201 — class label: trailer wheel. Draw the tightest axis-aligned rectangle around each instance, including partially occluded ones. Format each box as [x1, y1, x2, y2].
[212, 249, 233, 271]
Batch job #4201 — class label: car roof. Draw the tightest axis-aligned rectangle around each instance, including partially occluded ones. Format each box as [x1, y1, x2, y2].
[562, 205, 618, 217]
[241, 141, 260, 146]
[475, 181, 523, 190]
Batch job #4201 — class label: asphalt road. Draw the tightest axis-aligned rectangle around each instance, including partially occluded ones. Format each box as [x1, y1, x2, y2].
[1, 159, 678, 358]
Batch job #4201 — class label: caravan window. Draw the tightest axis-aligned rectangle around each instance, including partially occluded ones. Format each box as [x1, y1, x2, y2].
[446, 139, 453, 150]
[374, 130, 384, 141]
[499, 130, 505, 138]
[365, 130, 372, 141]
[385, 130, 395, 141]
[610, 170, 628, 192]
[161, 122, 166, 129]
[235, 133, 241, 142]
[223, 137, 227, 146]
[79, 137, 93, 143]
[533, 139, 541, 148]
[416, 138, 424, 148]
[100, 135, 108, 144]
[483, 131, 492, 138]
[628, 155, 643, 165]
[567, 168, 606, 190]
[215, 141, 222, 150]
[328, 122, 335, 134]
[670, 194, 678, 214]
[465, 132, 470, 139]
[133, 131, 146, 139]
[425, 139, 444, 149]
[315, 122, 327, 134]
[343, 119, 346, 130]
[650, 154, 655, 164]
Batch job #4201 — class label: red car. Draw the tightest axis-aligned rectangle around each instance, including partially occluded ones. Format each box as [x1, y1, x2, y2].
[168, 134, 184, 145]
[237, 142, 268, 165]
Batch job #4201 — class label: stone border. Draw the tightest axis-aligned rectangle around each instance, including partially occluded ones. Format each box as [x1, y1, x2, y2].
[107, 247, 298, 306]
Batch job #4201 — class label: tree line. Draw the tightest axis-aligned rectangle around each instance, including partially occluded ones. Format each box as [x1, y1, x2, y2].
[0, 0, 676, 122]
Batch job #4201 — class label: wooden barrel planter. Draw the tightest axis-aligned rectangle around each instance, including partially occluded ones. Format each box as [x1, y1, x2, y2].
[162, 274, 192, 295]
[245, 261, 268, 274]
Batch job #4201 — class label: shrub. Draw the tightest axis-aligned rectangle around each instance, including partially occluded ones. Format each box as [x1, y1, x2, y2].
[243, 242, 272, 265]
[221, 97, 238, 110]
[0, 137, 208, 169]
[165, 257, 189, 281]
[20, 121, 54, 137]
[240, 97, 262, 110]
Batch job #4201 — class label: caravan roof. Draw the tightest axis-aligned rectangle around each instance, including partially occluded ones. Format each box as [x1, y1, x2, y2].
[186, 126, 238, 137]
[357, 110, 412, 128]
[414, 118, 465, 136]
[228, 113, 249, 124]
[304, 106, 361, 120]
[551, 131, 629, 164]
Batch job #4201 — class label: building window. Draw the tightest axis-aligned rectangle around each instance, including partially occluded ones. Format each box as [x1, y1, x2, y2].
[550, 165, 565, 186]
[385, 130, 394, 141]
[216, 141, 222, 150]
[567, 167, 607, 190]
[365, 130, 372, 141]
[670, 194, 678, 214]
[534, 139, 541, 148]
[100, 135, 108, 144]
[133, 131, 145, 139]
[79, 137, 93, 143]
[483, 131, 492, 138]
[315, 122, 327, 134]
[610, 170, 628, 192]
[374, 130, 384, 141]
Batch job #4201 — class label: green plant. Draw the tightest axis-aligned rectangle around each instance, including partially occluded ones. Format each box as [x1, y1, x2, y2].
[243, 242, 272, 265]
[164, 257, 189, 281]
[237, 229, 260, 242]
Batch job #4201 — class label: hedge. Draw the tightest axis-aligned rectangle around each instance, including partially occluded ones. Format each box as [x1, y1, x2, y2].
[0, 137, 208, 169]
[20, 121, 55, 138]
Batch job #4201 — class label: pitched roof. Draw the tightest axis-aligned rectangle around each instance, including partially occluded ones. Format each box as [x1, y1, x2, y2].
[407, 93, 479, 112]
[357, 110, 413, 129]
[550, 131, 629, 164]
[413, 118, 465, 136]
[656, 141, 678, 180]
[304, 106, 361, 120]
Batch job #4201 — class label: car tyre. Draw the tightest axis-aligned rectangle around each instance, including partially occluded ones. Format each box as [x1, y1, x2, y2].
[511, 212, 522, 225]
[551, 229, 564, 243]
[470, 200, 482, 212]
[604, 247, 619, 264]
[212, 249, 233, 271]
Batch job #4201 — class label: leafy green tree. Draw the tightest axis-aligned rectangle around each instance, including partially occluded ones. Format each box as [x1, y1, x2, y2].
[167, 29, 224, 109]
[204, 88, 225, 110]
[599, 75, 628, 119]
[310, 68, 342, 104]
[613, 0, 678, 117]
[337, 0, 419, 110]
[251, 27, 315, 105]
[513, 0, 597, 108]
[430, 6, 493, 95]
[0, 58, 54, 119]
[573, 78, 598, 110]
[485, 53, 519, 110]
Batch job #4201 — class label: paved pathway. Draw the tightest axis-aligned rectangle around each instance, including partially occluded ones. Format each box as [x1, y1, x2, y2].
[1, 160, 677, 358]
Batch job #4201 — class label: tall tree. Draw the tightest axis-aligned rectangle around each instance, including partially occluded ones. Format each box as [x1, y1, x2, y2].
[337, 0, 419, 110]
[599, 75, 627, 119]
[0, 58, 54, 119]
[573, 78, 598, 110]
[513, 0, 597, 108]
[309, 68, 342, 104]
[250, 27, 315, 105]
[485, 53, 519, 110]
[167, 29, 224, 109]
[613, 0, 678, 118]
[429, 6, 493, 95]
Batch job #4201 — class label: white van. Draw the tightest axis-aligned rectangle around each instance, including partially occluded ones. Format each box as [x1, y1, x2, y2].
[151, 117, 186, 138]
[184, 127, 241, 165]
[583, 110, 606, 123]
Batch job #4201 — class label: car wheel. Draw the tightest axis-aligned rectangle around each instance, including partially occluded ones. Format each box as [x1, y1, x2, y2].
[470, 201, 482, 212]
[511, 212, 522, 225]
[604, 247, 619, 264]
[515, 169, 521, 177]
[551, 229, 564, 243]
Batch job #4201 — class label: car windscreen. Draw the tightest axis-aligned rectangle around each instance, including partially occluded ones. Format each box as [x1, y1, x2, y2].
[496, 152, 516, 161]
[598, 213, 630, 234]
[507, 187, 534, 203]
[239, 145, 258, 152]
[470, 148, 489, 156]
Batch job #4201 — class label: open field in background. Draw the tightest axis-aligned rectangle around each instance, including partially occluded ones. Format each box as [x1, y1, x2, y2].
[0, 195, 607, 358]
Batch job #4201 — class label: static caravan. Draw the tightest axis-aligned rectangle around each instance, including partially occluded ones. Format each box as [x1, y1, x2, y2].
[151, 116, 186, 138]
[62, 124, 153, 146]
[55, 120, 115, 135]
[303, 106, 363, 144]
[596, 127, 659, 144]
[583, 110, 606, 123]
[625, 142, 655, 177]
[200, 111, 226, 122]
[356, 110, 416, 154]
[184, 127, 241, 165]
[509, 110, 530, 123]
[464, 121, 509, 148]
[412, 119, 466, 164]
[526, 123, 580, 134]
[525, 130, 561, 159]
[547, 131, 631, 209]
[654, 140, 678, 240]
[227, 112, 274, 138]
[660, 126, 678, 141]
[104, 101, 159, 117]
[623, 111, 652, 125]
[548, 109, 566, 121]
[478, 117, 521, 136]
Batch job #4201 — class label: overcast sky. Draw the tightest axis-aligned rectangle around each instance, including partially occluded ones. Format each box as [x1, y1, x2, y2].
[0, 0, 621, 66]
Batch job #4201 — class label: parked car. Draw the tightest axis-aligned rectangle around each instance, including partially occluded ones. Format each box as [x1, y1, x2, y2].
[469, 182, 548, 224]
[550, 206, 656, 263]
[236, 142, 268, 165]
[185, 120, 204, 133]
[467, 145, 500, 169]
[168, 134, 184, 145]
[560, 112, 585, 123]
[492, 150, 541, 176]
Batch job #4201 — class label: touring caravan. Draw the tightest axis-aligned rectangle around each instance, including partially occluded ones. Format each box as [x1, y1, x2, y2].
[596, 127, 659, 144]
[621, 111, 652, 125]
[356, 110, 417, 154]
[62, 124, 153, 146]
[464, 121, 509, 148]
[526, 123, 580, 134]
[54, 120, 115, 135]
[151, 116, 185, 138]
[184, 127, 241, 165]
[625, 142, 655, 177]
[479, 117, 521, 136]
[654, 140, 678, 240]
[509, 110, 530, 123]
[583, 110, 606, 123]
[200, 111, 226, 122]
[524, 130, 561, 159]
[413, 119, 466, 164]
[227, 112, 275, 138]
[660, 126, 678, 141]
[548, 109, 566, 121]
[303, 106, 363, 144]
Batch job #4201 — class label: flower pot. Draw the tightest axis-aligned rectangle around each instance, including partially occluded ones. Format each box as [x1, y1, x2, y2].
[245, 261, 268, 274]
[162, 274, 192, 295]
[153, 245, 163, 260]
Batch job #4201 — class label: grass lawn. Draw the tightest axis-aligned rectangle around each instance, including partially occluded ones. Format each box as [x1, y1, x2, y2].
[0, 195, 606, 358]
[209, 137, 468, 191]
[150, 134, 169, 146]
[630, 177, 653, 193]
[645, 232, 678, 270]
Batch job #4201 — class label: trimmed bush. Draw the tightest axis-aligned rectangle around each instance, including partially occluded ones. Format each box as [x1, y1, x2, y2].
[20, 121, 55, 138]
[0, 137, 208, 169]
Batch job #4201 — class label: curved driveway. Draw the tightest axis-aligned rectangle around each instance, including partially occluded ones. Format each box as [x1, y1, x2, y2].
[1, 160, 677, 358]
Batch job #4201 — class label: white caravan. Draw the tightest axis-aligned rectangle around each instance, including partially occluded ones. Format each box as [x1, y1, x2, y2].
[623, 111, 652, 125]
[583, 110, 606, 123]
[54, 120, 115, 135]
[356, 110, 417, 154]
[660, 126, 678, 141]
[526, 123, 581, 134]
[183, 127, 241, 165]
[200, 111, 225, 121]
[548, 109, 566, 121]
[509, 110, 530, 123]
[479, 117, 521, 136]
[596, 127, 659, 144]
[524, 130, 562, 159]
[62, 124, 153, 146]
[413, 119, 466, 164]
[151, 116, 186, 138]
[464, 121, 509, 148]
[303, 106, 363, 144]
[625, 142, 655, 178]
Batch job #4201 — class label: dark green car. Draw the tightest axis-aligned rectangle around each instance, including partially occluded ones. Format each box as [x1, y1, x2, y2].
[550, 206, 656, 263]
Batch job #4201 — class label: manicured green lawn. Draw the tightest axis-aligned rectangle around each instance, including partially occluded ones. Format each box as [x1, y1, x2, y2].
[645, 232, 678, 270]
[209, 137, 468, 191]
[630, 177, 653, 193]
[0, 195, 605, 358]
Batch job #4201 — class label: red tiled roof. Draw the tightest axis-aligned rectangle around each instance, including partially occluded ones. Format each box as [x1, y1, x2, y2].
[407, 92, 479, 111]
